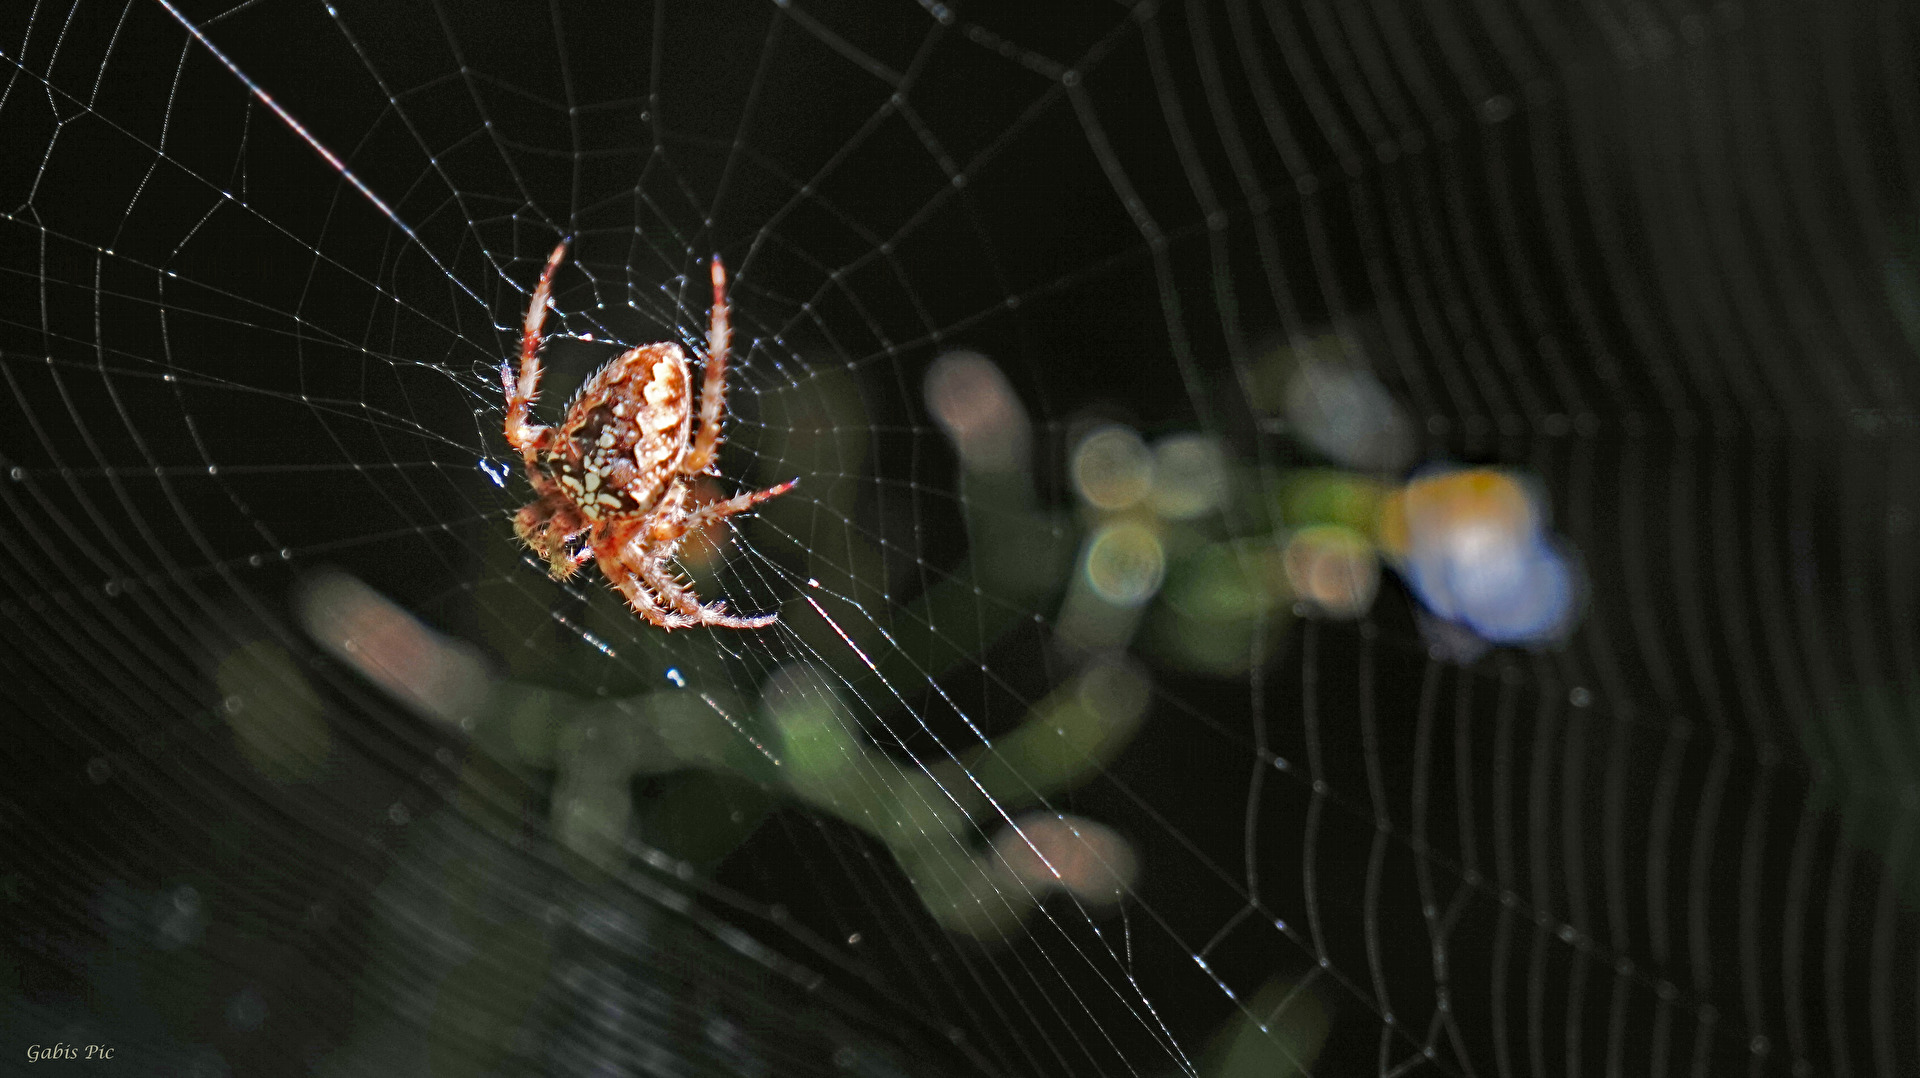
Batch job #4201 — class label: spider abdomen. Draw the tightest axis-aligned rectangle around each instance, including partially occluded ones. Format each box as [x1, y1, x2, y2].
[552, 343, 693, 522]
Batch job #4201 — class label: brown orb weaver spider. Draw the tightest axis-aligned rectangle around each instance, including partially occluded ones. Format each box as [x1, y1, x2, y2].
[501, 243, 796, 630]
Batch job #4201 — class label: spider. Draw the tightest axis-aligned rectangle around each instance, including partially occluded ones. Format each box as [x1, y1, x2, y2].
[502, 242, 796, 630]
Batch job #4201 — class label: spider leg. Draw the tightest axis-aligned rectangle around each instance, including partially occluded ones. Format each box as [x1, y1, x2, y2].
[600, 554, 696, 631]
[692, 601, 780, 631]
[624, 482, 703, 617]
[639, 551, 703, 618]
[512, 470, 590, 579]
[680, 478, 799, 536]
[680, 256, 732, 477]
[643, 539, 778, 630]
[503, 241, 568, 459]
[639, 531, 781, 631]
[633, 475, 791, 549]
[627, 478, 783, 630]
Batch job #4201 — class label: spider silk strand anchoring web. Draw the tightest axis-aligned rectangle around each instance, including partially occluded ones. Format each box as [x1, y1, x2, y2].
[4, 1, 1920, 1076]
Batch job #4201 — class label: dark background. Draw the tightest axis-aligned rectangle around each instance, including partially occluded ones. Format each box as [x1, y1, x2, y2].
[5, 0, 1920, 1074]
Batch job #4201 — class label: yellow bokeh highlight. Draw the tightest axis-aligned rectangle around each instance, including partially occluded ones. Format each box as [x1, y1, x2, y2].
[1375, 467, 1534, 562]
[1072, 424, 1154, 510]
[1281, 525, 1378, 618]
[1083, 521, 1167, 607]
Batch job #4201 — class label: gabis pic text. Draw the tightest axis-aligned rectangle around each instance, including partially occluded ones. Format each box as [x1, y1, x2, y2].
[28, 1043, 114, 1062]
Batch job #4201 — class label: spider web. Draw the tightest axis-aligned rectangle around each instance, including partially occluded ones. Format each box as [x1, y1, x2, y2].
[4, 0, 1919, 1074]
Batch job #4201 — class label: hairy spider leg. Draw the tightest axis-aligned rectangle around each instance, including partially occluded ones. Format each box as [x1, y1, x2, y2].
[606, 516, 771, 631]
[592, 478, 783, 631]
[503, 240, 569, 459]
[625, 480, 710, 618]
[639, 552, 702, 619]
[586, 486, 703, 626]
[680, 256, 732, 477]
[632, 475, 797, 559]
[679, 477, 800, 536]
[694, 606, 778, 630]
[513, 479, 589, 579]
[597, 555, 697, 631]
[632, 475, 792, 629]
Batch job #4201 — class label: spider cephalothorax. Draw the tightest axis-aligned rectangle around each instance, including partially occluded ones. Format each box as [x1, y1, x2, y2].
[501, 243, 795, 630]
